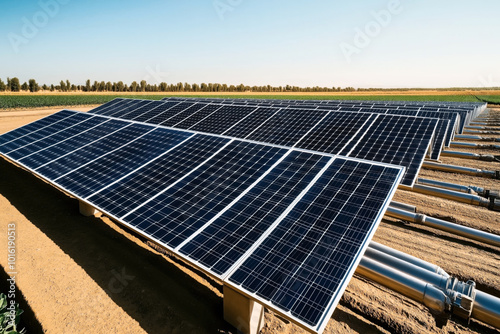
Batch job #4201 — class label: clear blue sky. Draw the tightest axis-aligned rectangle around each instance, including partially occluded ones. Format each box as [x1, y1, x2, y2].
[1, 0, 499, 88]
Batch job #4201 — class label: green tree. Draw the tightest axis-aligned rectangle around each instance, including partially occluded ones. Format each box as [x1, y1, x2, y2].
[28, 79, 39, 92]
[10, 77, 20, 92]
[50, 84, 55, 92]
[42, 84, 48, 91]
[117, 81, 125, 92]
[85, 79, 91, 92]
[21, 82, 28, 91]
[130, 81, 138, 92]
[140, 80, 147, 92]
[66, 79, 71, 91]
[60, 80, 67, 92]
[106, 82, 112, 91]
[0, 78, 6, 91]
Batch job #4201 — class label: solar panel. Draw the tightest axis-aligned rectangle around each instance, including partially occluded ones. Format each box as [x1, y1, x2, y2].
[0, 108, 404, 334]
[244, 108, 327, 147]
[89, 99, 437, 187]
[428, 119, 449, 160]
[345, 114, 437, 186]
[295, 112, 374, 155]
[228, 158, 402, 332]
[188, 105, 255, 134]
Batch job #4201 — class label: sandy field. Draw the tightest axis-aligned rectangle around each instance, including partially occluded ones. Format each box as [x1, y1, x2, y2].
[0, 106, 498, 334]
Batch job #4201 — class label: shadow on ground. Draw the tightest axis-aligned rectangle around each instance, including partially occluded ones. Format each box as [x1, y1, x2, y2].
[0, 158, 235, 334]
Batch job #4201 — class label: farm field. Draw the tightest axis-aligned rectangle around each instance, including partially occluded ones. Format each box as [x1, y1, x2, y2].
[1, 91, 500, 109]
[0, 103, 498, 333]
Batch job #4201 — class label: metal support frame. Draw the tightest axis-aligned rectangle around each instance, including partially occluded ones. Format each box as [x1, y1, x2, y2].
[223, 285, 264, 334]
[79, 201, 100, 217]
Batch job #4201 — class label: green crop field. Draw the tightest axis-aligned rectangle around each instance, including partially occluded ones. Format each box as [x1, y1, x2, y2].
[0, 93, 499, 110]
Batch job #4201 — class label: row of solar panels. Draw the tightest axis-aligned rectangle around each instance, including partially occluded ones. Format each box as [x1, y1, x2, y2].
[163, 97, 461, 160]
[89, 98, 439, 187]
[164, 96, 473, 136]
[163, 97, 468, 136]
[0, 108, 404, 333]
[164, 96, 485, 113]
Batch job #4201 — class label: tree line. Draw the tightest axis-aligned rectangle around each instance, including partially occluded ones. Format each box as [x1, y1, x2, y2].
[0, 77, 358, 93]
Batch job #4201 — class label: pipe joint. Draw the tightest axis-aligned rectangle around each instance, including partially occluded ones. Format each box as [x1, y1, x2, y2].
[445, 278, 476, 322]
[488, 197, 500, 212]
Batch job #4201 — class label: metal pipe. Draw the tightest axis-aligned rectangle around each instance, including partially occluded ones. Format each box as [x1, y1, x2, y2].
[417, 178, 478, 194]
[450, 142, 500, 150]
[422, 161, 500, 179]
[473, 291, 500, 329]
[440, 150, 500, 162]
[365, 246, 449, 279]
[416, 178, 499, 200]
[465, 125, 500, 131]
[453, 134, 500, 142]
[357, 257, 500, 329]
[389, 201, 416, 213]
[385, 206, 500, 247]
[411, 184, 490, 207]
[464, 129, 500, 135]
[356, 257, 448, 314]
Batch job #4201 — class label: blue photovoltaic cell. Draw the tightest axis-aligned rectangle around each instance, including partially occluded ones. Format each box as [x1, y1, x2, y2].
[87, 135, 230, 218]
[245, 108, 327, 147]
[54, 128, 193, 198]
[19, 119, 128, 170]
[174, 104, 223, 129]
[187, 105, 255, 134]
[229, 158, 402, 328]
[295, 112, 373, 155]
[347, 115, 437, 186]
[129, 101, 183, 123]
[123, 141, 288, 249]
[0, 110, 76, 146]
[222, 107, 280, 138]
[88, 98, 125, 115]
[106, 100, 154, 118]
[117, 100, 166, 120]
[429, 119, 449, 160]
[0, 111, 84, 154]
[95, 99, 143, 116]
[35, 123, 152, 180]
[6, 115, 106, 160]
[153, 103, 201, 126]
[179, 151, 330, 275]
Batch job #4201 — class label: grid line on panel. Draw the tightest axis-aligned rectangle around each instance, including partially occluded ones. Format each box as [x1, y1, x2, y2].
[0, 110, 78, 153]
[34, 123, 151, 180]
[130, 101, 182, 123]
[19, 119, 128, 170]
[173, 104, 224, 129]
[188, 105, 257, 135]
[54, 128, 193, 199]
[245, 108, 327, 147]
[229, 159, 402, 328]
[295, 112, 373, 155]
[429, 119, 449, 160]
[179, 151, 331, 276]
[122, 141, 288, 249]
[87, 135, 231, 219]
[6, 115, 108, 160]
[346, 115, 437, 186]
[0, 110, 77, 147]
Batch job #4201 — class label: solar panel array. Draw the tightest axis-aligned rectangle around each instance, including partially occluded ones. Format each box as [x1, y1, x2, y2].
[164, 96, 473, 138]
[89, 98, 438, 187]
[0, 109, 403, 333]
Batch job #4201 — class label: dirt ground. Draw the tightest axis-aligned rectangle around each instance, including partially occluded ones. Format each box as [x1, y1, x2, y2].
[0, 107, 498, 334]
